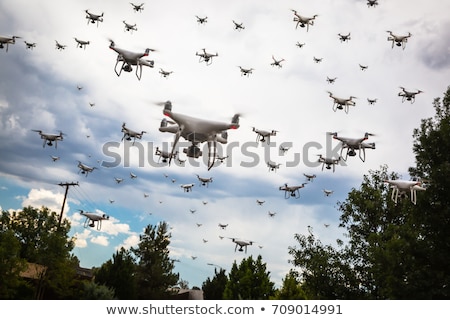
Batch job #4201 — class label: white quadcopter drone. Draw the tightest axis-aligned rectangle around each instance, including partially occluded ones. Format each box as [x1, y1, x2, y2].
[157, 100, 240, 170]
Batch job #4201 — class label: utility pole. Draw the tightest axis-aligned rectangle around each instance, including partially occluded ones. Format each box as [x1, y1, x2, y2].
[58, 181, 79, 227]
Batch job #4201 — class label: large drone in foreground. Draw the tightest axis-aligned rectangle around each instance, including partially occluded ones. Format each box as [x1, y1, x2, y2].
[158, 101, 240, 170]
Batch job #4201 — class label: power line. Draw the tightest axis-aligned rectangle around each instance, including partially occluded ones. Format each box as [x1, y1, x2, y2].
[58, 181, 79, 227]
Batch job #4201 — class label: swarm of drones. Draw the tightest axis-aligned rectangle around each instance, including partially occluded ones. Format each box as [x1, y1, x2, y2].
[2, 0, 434, 265]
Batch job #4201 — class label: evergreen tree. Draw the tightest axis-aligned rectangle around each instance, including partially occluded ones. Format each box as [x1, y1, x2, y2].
[132, 221, 179, 299]
[273, 269, 307, 300]
[223, 255, 275, 299]
[95, 247, 137, 299]
[202, 267, 228, 299]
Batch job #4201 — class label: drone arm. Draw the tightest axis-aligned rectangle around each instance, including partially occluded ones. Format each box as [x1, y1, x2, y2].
[169, 126, 183, 166]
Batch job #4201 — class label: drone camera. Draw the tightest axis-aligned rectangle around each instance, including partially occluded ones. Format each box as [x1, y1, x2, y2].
[184, 145, 202, 158]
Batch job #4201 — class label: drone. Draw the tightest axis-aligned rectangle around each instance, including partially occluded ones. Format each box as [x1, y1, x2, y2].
[55, 40, 67, 50]
[155, 146, 178, 163]
[159, 68, 173, 78]
[367, 98, 377, 105]
[196, 175, 213, 187]
[323, 189, 334, 197]
[386, 31, 412, 50]
[216, 155, 229, 163]
[109, 39, 155, 80]
[359, 64, 368, 71]
[317, 154, 343, 172]
[267, 161, 282, 172]
[271, 55, 285, 68]
[326, 77, 337, 84]
[252, 127, 277, 144]
[196, 223, 202, 227]
[130, 172, 138, 179]
[327, 91, 357, 113]
[232, 20, 245, 31]
[0, 35, 21, 52]
[218, 223, 228, 230]
[291, 10, 318, 31]
[123, 21, 138, 33]
[256, 199, 265, 205]
[384, 179, 426, 205]
[32, 130, 64, 148]
[77, 161, 97, 176]
[338, 33, 351, 42]
[279, 145, 290, 155]
[229, 238, 254, 253]
[279, 183, 307, 199]
[78, 210, 109, 231]
[367, 0, 379, 7]
[50, 156, 60, 162]
[268, 211, 276, 218]
[74, 38, 90, 49]
[304, 173, 317, 182]
[130, 2, 144, 12]
[85, 10, 104, 27]
[189, 209, 196, 214]
[181, 183, 194, 192]
[157, 100, 240, 170]
[196, 48, 218, 65]
[238, 66, 254, 77]
[196, 16, 208, 24]
[313, 56, 323, 64]
[114, 177, 124, 184]
[398, 87, 423, 103]
[296, 42, 305, 48]
[24, 41, 36, 50]
[328, 131, 376, 162]
[121, 122, 146, 145]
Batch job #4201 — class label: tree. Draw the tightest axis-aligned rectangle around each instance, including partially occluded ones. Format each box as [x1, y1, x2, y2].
[223, 255, 275, 299]
[132, 221, 179, 299]
[94, 247, 137, 299]
[407, 86, 450, 298]
[273, 269, 307, 300]
[202, 267, 228, 299]
[0, 227, 28, 298]
[0, 206, 77, 299]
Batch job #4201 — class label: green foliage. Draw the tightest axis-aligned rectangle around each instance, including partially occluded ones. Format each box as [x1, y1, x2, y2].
[80, 281, 116, 300]
[223, 255, 275, 300]
[202, 268, 228, 299]
[0, 227, 28, 298]
[132, 221, 179, 299]
[0, 206, 77, 299]
[273, 269, 307, 300]
[94, 247, 137, 299]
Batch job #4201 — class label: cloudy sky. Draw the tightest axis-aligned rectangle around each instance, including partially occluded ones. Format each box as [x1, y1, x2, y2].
[1, 0, 449, 288]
